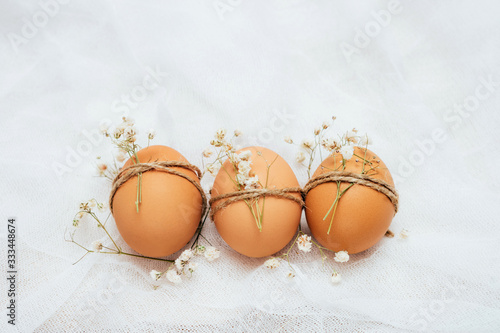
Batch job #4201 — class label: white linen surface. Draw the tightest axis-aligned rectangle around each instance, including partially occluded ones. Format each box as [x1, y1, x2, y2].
[1, 0, 500, 332]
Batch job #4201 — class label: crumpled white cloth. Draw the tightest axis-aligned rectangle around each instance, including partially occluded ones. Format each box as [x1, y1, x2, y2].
[1, 0, 500, 332]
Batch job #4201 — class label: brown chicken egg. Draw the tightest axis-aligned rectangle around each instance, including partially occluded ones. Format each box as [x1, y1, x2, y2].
[111, 145, 202, 257]
[305, 146, 397, 254]
[211, 147, 302, 258]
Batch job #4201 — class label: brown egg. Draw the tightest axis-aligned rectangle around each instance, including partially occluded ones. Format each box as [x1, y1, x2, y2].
[211, 147, 302, 258]
[305, 146, 396, 254]
[112, 145, 202, 257]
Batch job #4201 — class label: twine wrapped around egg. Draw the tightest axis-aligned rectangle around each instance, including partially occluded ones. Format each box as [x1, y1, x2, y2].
[109, 161, 208, 216]
[302, 170, 399, 213]
[209, 187, 304, 220]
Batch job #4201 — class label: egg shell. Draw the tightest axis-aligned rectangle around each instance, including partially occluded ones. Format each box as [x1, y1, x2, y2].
[305, 147, 396, 254]
[112, 145, 202, 257]
[211, 147, 301, 258]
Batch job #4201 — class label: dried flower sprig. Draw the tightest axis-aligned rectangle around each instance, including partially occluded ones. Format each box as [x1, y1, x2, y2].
[66, 200, 174, 265]
[263, 229, 349, 284]
[99, 117, 155, 212]
[203, 129, 277, 231]
[148, 245, 220, 285]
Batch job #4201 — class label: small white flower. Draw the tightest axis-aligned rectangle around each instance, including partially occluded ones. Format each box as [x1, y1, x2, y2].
[150, 270, 162, 281]
[296, 152, 306, 163]
[301, 139, 314, 149]
[79, 202, 91, 212]
[284, 136, 293, 144]
[244, 176, 260, 190]
[297, 234, 312, 253]
[124, 126, 136, 139]
[179, 249, 194, 261]
[340, 145, 354, 160]
[215, 128, 226, 141]
[321, 138, 340, 151]
[334, 251, 350, 263]
[234, 129, 242, 137]
[122, 116, 134, 126]
[88, 199, 97, 208]
[91, 241, 103, 252]
[236, 173, 248, 185]
[204, 246, 220, 262]
[72, 218, 80, 227]
[112, 127, 123, 139]
[399, 229, 409, 239]
[202, 148, 213, 158]
[186, 262, 198, 273]
[264, 258, 280, 269]
[346, 130, 359, 144]
[238, 150, 252, 161]
[331, 272, 342, 284]
[166, 269, 182, 284]
[358, 134, 372, 146]
[314, 127, 321, 135]
[97, 203, 105, 212]
[206, 163, 220, 176]
[322, 121, 329, 130]
[287, 272, 295, 280]
[174, 258, 185, 271]
[147, 129, 156, 140]
[237, 160, 252, 176]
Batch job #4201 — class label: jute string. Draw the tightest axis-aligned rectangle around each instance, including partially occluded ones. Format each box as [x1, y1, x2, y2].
[109, 161, 207, 216]
[302, 171, 399, 213]
[209, 187, 304, 220]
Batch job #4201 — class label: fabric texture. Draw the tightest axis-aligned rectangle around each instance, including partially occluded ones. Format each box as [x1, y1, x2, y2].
[1, 0, 499, 331]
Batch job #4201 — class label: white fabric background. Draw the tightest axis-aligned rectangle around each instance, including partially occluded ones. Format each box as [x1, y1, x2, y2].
[1, 0, 500, 332]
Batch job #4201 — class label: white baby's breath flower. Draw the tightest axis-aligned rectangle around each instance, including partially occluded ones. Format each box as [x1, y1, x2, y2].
[79, 202, 91, 212]
[314, 127, 321, 135]
[204, 246, 220, 262]
[236, 173, 248, 186]
[321, 138, 340, 151]
[296, 152, 306, 163]
[72, 218, 80, 227]
[238, 150, 252, 161]
[97, 203, 105, 212]
[112, 127, 122, 139]
[334, 251, 350, 263]
[340, 145, 354, 160]
[124, 126, 136, 139]
[202, 148, 213, 158]
[346, 130, 359, 144]
[147, 129, 156, 140]
[180, 249, 194, 261]
[150, 270, 162, 281]
[196, 245, 206, 254]
[91, 241, 103, 252]
[297, 234, 312, 253]
[88, 199, 97, 208]
[284, 136, 293, 144]
[244, 176, 259, 190]
[301, 139, 314, 149]
[206, 163, 220, 176]
[237, 160, 252, 176]
[322, 121, 329, 129]
[234, 129, 242, 137]
[166, 269, 182, 284]
[174, 258, 185, 271]
[399, 229, 409, 239]
[215, 128, 226, 141]
[264, 258, 280, 269]
[186, 262, 198, 273]
[331, 272, 342, 284]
